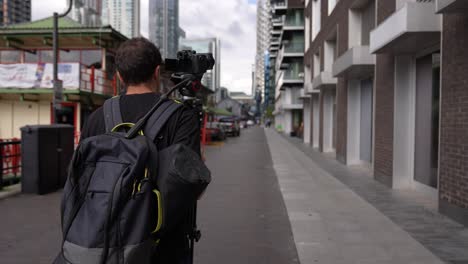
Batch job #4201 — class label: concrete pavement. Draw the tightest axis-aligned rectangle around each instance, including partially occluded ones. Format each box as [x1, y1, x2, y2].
[0, 126, 466, 264]
[265, 128, 447, 264]
[195, 127, 300, 264]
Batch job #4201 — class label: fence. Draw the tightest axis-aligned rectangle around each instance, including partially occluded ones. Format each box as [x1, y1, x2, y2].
[0, 139, 21, 189]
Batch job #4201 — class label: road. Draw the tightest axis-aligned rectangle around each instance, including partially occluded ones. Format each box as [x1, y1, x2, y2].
[0, 127, 299, 264]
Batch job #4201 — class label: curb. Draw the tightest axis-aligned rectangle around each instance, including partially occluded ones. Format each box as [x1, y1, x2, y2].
[0, 183, 21, 200]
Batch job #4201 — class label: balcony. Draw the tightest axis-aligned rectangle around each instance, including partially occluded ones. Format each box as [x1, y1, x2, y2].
[370, 1, 441, 54]
[283, 17, 305, 31]
[276, 41, 305, 69]
[312, 71, 337, 90]
[436, 0, 468, 13]
[272, 18, 284, 28]
[304, 82, 319, 94]
[332, 46, 376, 79]
[271, 29, 282, 37]
[283, 103, 304, 110]
[272, 2, 287, 15]
[299, 88, 310, 99]
[283, 70, 304, 85]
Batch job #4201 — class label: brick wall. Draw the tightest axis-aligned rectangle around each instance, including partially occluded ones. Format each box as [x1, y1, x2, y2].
[319, 91, 324, 152]
[336, 78, 348, 163]
[372, 0, 396, 187]
[308, 0, 351, 159]
[439, 13, 468, 225]
[335, 10, 349, 163]
[288, 0, 303, 9]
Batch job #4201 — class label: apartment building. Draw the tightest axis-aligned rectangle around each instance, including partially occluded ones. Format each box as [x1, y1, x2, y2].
[271, 0, 305, 137]
[0, 0, 30, 26]
[302, 0, 468, 226]
[69, 0, 102, 27]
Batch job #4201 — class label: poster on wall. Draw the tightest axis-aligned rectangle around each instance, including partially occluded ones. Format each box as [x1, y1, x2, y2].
[0, 63, 80, 89]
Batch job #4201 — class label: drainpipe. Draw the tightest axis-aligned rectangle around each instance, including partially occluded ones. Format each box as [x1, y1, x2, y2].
[53, 0, 73, 124]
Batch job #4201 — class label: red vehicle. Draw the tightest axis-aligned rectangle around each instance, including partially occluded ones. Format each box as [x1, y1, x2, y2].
[205, 122, 227, 141]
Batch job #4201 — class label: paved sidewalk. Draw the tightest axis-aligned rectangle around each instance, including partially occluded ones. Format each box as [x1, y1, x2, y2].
[282, 133, 468, 264]
[265, 128, 446, 264]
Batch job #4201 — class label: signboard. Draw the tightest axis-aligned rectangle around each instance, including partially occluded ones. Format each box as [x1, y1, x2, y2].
[0, 63, 80, 89]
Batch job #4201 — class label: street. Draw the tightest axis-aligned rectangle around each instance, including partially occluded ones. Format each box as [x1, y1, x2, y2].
[0, 127, 300, 264]
[1, 127, 468, 264]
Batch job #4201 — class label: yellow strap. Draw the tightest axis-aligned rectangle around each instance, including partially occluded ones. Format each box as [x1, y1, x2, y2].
[152, 189, 163, 233]
[111, 123, 144, 136]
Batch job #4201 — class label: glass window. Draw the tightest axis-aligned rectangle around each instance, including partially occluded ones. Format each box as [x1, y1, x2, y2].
[25, 51, 39, 63]
[39, 50, 54, 63]
[81, 50, 102, 67]
[0, 50, 21, 63]
[60, 50, 81, 62]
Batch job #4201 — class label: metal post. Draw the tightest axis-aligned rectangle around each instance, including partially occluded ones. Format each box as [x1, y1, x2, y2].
[0, 144, 3, 189]
[53, 12, 59, 124]
[52, 0, 73, 124]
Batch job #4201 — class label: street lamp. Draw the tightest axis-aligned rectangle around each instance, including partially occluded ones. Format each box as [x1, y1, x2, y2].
[53, 0, 73, 124]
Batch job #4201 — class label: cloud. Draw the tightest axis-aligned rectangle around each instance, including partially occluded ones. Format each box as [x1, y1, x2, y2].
[31, 0, 68, 20]
[227, 21, 244, 36]
[179, 0, 257, 94]
[32, 0, 257, 95]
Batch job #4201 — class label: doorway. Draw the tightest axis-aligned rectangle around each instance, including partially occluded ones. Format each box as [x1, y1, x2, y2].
[360, 79, 373, 163]
[414, 53, 440, 189]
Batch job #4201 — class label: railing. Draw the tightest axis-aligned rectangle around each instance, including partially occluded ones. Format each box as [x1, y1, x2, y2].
[284, 41, 305, 53]
[285, 16, 304, 27]
[273, 1, 286, 9]
[0, 139, 21, 189]
[284, 70, 304, 80]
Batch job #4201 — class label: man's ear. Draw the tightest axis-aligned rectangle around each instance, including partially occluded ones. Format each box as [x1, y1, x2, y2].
[116, 71, 125, 84]
[154, 65, 160, 82]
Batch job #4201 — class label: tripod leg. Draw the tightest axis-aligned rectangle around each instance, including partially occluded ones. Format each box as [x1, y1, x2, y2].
[189, 202, 200, 264]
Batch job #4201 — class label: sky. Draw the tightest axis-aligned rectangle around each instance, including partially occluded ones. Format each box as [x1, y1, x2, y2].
[31, 0, 257, 95]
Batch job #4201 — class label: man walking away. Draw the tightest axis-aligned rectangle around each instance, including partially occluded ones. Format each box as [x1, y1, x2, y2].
[81, 37, 200, 264]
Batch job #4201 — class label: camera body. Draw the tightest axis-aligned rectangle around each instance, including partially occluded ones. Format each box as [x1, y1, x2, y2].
[164, 50, 215, 97]
[165, 50, 215, 78]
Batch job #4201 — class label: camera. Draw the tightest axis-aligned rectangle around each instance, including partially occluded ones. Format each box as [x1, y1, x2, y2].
[164, 50, 215, 86]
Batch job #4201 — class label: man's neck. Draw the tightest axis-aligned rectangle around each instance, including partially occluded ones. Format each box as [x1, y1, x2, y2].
[126, 84, 153, 95]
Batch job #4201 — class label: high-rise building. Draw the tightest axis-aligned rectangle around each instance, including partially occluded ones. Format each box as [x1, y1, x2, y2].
[69, 0, 102, 27]
[269, 0, 305, 137]
[0, 0, 31, 26]
[179, 38, 221, 92]
[255, 0, 271, 102]
[102, 0, 140, 38]
[149, 0, 179, 59]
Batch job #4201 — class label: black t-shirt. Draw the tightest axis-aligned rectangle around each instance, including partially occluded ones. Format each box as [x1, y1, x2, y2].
[81, 93, 200, 263]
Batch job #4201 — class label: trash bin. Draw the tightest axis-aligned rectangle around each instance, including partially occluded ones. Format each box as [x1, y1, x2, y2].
[20, 125, 74, 195]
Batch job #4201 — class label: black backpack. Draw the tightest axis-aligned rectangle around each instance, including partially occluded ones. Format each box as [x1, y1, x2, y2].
[55, 97, 185, 264]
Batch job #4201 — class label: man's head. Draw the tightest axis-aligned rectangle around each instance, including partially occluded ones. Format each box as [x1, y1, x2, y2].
[115, 37, 162, 90]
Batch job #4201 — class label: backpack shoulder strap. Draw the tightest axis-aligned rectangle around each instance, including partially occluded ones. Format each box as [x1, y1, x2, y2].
[145, 99, 184, 142]
[103, 96, 123, 132]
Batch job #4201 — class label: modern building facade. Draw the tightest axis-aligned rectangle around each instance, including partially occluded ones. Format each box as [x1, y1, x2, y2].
[0, 0, 31, 26]
[149, 0, 179, 59]
[300, 0, 468, 227]
[179, 38, 221, 93]
[255, 0, 271, 103]
[270, 0, 305, 137]
[69, 0, 102, 27]
[102, 0, 140, 38]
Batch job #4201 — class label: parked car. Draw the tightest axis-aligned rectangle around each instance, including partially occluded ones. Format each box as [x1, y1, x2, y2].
[219, 117, 241, 137]
[205, 122, 226, 141]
